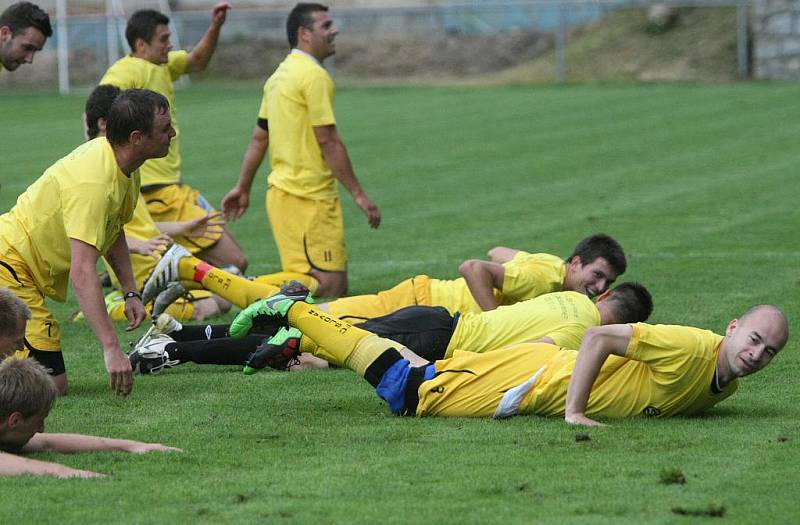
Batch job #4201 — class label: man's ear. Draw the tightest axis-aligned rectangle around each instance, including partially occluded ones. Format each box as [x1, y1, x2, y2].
[133, 36, 147, 53]
[595, 289, 612, 303]
[725, 319, 738, 337]
[128, 129, 143, 146]
[0, 26, 12, 42]
[6, 412, 23, 429]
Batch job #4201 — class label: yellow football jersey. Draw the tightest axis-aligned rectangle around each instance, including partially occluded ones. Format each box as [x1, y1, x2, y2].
[428, 251, 566, 316]
[100, 51, 188, 186]
[524, 323, 735, 418]
[260, 50, 337, 200]
[446, 291, 600, 357]
[418, 324, 735, 419]
[104, 194, 161, 290]
[0, 138, 139, 301]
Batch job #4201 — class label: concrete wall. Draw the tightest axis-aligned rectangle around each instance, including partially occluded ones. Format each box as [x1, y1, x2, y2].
[754, 0, 800, 80]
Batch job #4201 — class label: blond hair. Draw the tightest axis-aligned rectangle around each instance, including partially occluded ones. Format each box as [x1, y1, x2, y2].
[0, 358, 57, 419]
[0, 288, 31, 338]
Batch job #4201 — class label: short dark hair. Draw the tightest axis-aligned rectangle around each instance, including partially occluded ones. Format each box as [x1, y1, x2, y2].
[605, 282, 653, 324]
[125, 9, 169, 50]
[0, 2, 52, 38]
[105, 89, 169, 146]
[286, 3, 328, 48]
[568, 234, 627, 276]
[85, 84, 121, 140]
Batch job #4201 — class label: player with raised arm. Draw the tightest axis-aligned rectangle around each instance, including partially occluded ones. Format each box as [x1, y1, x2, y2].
[100, 3, 248, 273]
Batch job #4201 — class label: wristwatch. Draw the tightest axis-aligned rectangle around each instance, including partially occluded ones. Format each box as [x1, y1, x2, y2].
[123, 291, 142, 301]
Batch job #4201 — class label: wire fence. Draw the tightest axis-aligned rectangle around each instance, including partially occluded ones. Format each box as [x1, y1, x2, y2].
[0, 0, 753, 92]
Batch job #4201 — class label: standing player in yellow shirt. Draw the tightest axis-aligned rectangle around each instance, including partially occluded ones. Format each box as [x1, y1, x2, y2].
[231, 296, 789, 422]
[222, 3, 381, 299]
[0, 89, 174, 396]
[100, 4, 248, 273]
[0, 2, 50, 73]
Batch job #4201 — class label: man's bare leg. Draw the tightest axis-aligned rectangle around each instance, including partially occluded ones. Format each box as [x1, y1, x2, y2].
[311, 270, 347, 299]
[195, 226, 248, 273]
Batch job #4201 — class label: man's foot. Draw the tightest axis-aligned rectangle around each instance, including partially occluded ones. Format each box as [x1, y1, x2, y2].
[152, 282, 187, 318]
[128, 334, 179, 374]
[229, 283, 312, 338]
[153, 313, 183, 336]
[131, 313, 182, 353]
[279, 280, 314, 303]
[243, 327, 302, 374]
[141, 243, 191, 305]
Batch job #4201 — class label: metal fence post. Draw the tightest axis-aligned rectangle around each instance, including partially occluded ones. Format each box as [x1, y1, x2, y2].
[737, 0, 750, 78]
[555, 3, 567, 83]
[56, 0, 69, 94]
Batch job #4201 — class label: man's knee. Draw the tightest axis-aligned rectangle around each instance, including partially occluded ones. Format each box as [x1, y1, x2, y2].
[190, 297, 231, 321]
[51, 373, 68, 396]
[313, 271, 347, 299]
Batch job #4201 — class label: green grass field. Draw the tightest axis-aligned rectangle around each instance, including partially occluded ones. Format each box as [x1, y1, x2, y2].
[0, 82, 798, 524]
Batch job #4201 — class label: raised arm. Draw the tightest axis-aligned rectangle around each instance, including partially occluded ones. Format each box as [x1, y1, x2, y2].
[564, 324, 633, 426]
[458, 259, 505, 311]
[186, 2, 231, 73]
[314, 124, 381, 229]
[23, 433, 181, 455]
[0, 451, 102, 478]
[487, 246, 520, 264]
[222, 125, 269, 221]
[70, 238, 133, 396]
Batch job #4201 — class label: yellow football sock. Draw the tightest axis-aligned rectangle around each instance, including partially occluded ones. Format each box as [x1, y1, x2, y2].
[253, 272, 319, 294]
[178, 257, 278, 309]
[288, 302, 393, 375]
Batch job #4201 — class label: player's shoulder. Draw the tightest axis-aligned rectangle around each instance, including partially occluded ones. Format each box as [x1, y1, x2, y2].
[631, 323, 722, 352]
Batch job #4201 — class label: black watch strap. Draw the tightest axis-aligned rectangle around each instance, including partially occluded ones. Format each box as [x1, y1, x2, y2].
[123, 291, 142, 301]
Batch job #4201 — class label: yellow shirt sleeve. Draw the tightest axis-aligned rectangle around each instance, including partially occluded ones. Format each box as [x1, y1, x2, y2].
[62, 182, 115, 250]
[501, 252, 566, 304]
[167, 50, 189, 80]
[257, 80, 269, 120]
[303, 71, 336, 127]
[626, 323, 722, 378]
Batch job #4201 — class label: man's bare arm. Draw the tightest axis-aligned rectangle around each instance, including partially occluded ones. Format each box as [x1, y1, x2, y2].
[458, 259, 505, 311]
[104, 233, 145, 331]
[69, 239, 133, 396]
[564, 324, 633, 426]
[314, 124, 381, 228]
[0, 451, 102, 478]
[222, 125, 269, 221]
[186, 2, 231, 72]
[23, 433, 181, 455]
[487, 246, 520, 264]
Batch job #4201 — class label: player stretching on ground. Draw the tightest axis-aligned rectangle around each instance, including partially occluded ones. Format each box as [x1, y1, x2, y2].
[0, 89, 172, 396]
[231, 293, 789, 424]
